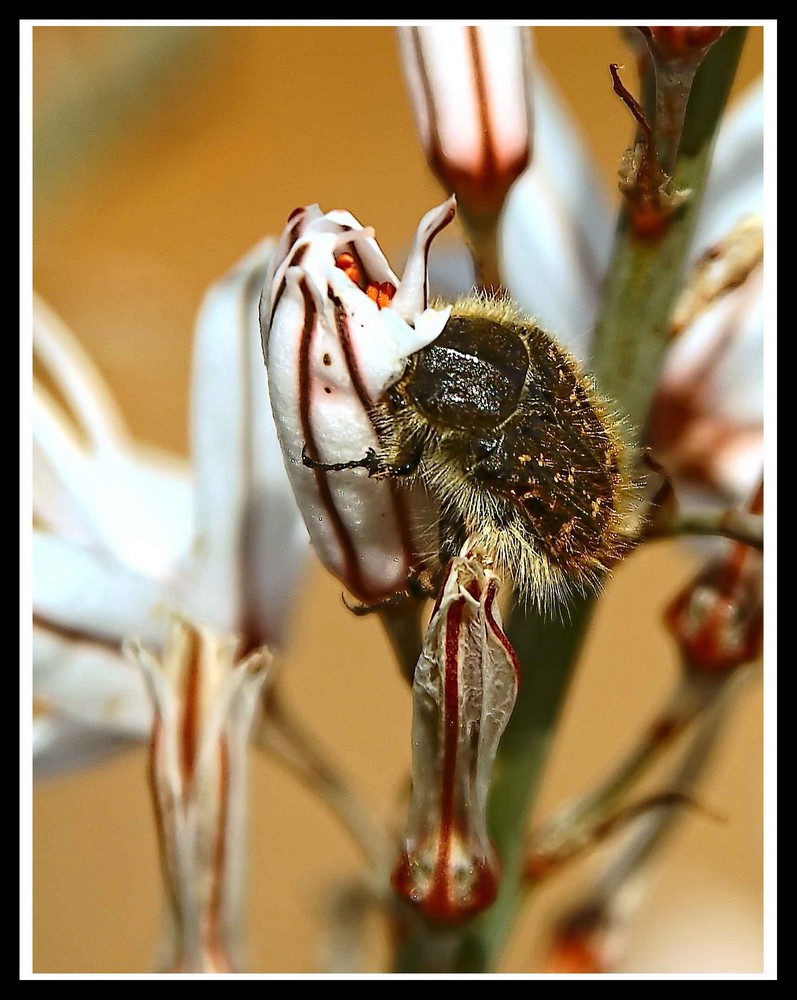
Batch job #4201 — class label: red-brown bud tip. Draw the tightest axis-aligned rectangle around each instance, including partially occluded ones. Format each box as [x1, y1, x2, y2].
[644, 26, 728, 59]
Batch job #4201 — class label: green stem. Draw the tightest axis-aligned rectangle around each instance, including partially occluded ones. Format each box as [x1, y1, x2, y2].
[592, 27, 747, 427]
[459, 208, 504, 293]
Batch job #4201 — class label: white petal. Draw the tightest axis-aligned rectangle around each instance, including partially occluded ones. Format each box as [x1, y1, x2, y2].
[33, 354, 192, 580]
[32, 715, 141, 777]
[33, 530, 170, 647]
[501, 70, 614, 357]
[33, 293, 128, 453]
[33, 624, 152, 739]
[189, 239, 308, 644]
[391, 196, 457, 320]
[691, 81, 763, 258]
[399, 26, 531, 176]
[33, 384, 98, 543]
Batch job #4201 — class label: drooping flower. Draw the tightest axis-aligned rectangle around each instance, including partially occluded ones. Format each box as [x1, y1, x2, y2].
[261, 199, 455, 603]
[392, 545, 519, 923]
[33, 240, 308, 774]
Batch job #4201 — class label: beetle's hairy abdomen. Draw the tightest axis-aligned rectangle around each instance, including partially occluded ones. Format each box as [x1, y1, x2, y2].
[378, 295, 637, 609]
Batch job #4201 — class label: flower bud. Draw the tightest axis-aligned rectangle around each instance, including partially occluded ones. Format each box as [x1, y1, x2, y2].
[665, 483, 763, 674]
[398, 26, 532, 217]
[261, 200, 455, 602]
[643, 26, 728, 60]
[392, 549, 519, 923]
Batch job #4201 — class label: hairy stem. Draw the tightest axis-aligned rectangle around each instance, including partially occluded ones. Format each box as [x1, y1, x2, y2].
[646, 507, 763, 550]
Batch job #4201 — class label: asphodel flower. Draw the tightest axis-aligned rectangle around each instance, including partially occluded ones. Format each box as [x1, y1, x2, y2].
[125, 619, 270, 973]
[33, 240, 308, 774]
[261, 199, 455, 602]
[392, 545, 519, 923]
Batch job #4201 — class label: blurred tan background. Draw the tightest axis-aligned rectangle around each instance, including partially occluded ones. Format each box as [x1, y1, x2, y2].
[32, 25, 764, 974]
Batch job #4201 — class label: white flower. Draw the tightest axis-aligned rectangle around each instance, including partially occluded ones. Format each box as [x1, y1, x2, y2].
[33, 241, 308, 774]
[261, 199, 455, 602]
[125, 618, 270, 973]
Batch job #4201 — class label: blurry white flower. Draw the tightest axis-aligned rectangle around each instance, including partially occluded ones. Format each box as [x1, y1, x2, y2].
[261, 199, 455, 602]
[33, 241, 308, 774]
[125, 618, 270, 973]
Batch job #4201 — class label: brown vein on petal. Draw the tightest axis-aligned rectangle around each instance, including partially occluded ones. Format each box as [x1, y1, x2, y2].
[179, 626, 200, 797]
[205, 734, 231, 972]
[469, 26, 498, 189]
[331, 293, 374, 411]
[484, 579, 521, 684]
[32, 613, 123, 654]
[332, 290, 417, 577]
[412, 27, 446, 181]
[269, 243, 308, 332]
[241, 260, 269, 652]
[298, 279, 366, 598]
[436, 597, 464, 897]
[149, 717, 182, 930]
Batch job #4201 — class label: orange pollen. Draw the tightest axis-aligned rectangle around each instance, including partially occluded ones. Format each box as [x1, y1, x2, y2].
[366, 281, 397, 309]
[334, 252, 363, 288]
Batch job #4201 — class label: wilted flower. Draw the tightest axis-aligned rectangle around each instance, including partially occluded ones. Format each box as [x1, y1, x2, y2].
[392, 545, 519, 923]
[125, 619, 270, 973]
[261, 199, 455, 603]
[33, 240, 308, 773]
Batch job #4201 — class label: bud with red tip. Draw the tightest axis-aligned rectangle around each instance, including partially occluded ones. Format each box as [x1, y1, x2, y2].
[392, 548, 519, 923]
[665, 482, 763, 674]
[398, 25, 533, 218]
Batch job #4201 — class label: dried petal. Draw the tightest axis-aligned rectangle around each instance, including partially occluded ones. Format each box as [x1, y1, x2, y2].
[392, 550, 519, 923]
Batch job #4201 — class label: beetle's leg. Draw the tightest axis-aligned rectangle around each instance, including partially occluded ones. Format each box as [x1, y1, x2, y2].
[341, 567, 439, 618]
[301, 444, 380, 475]
[301, 441, 423, 479]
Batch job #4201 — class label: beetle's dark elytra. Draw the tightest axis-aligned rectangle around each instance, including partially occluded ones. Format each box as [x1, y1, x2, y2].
[376, 296, 635, 606]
